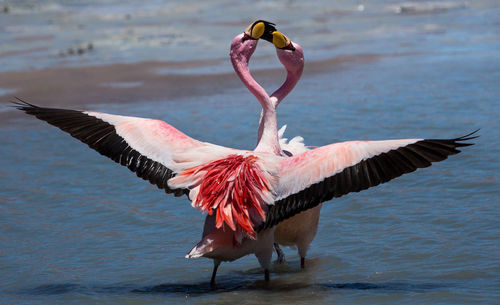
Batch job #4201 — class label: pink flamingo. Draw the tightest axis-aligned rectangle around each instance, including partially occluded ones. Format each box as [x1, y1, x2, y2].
[275, 131, 321, 268]
[14, 21, 477, 286]
[254, 31, 322, 269]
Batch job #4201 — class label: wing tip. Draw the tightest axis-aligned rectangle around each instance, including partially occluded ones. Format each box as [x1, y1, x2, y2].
[453, 129, 480, 148]
[456, 129, 480, 142]
[10, 97, 39, 112]
[427, 129, 479, 147]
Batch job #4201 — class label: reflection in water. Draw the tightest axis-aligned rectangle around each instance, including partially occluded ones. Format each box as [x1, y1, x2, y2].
[24, 280, 445, 296]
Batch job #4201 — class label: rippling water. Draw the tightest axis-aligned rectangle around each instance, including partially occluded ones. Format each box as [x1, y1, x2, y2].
[1, 0, 499, 304]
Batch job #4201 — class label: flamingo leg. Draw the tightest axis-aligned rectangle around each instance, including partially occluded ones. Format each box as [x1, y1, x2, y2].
[265, 269, 270, 281]
[274, 243, 286, 264]
[210, 259, 221, 288]
[300, 257, 305, 269]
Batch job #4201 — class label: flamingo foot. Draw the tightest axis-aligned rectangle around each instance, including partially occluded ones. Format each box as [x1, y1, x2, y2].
[274, 243, 286, 264]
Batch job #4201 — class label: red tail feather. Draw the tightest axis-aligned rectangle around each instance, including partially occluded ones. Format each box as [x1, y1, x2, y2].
[184, 154, 271, 243]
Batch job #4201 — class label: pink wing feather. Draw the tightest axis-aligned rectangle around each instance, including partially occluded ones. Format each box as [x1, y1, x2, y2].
[259, 133, 477, 230]
[276, 139, 420, 200]
[15, 101, 236, 195]
[86, 111, 235, 173]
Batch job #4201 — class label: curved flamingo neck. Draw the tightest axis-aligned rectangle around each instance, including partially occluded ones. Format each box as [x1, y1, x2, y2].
[230, 35, 272, 111]
[270, 44, 304, 107]
[230, 34, 281, 155]
[270, 71, 301, 107]
[257, 44, 304, 149]
[256, 68, 300, 150]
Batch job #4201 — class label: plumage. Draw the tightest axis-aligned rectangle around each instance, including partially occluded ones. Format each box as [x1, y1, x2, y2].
[259, 133, 477, 231]
[13, 101, 184, 194]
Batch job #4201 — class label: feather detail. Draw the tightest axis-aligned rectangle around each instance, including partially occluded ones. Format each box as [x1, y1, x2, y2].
[278, 124, 309, 156]
[172, 154, 273, 244]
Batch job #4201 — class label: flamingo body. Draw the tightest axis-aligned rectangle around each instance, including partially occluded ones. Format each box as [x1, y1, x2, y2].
[273, 204, 321, 257]
[187, 213, 275, 265]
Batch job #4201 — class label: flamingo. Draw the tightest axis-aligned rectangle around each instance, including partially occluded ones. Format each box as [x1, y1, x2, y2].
[275, 128, 320, 269]
[230, 26, 319, 270]
[14, 20, 477, 287]
[253, 30, 322, 268]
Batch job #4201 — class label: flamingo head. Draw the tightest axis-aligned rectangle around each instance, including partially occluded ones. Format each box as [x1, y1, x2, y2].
[230, 20, 276, 66]
[243, 20, 276, 43]
[230, 20, 278, 111]
[272, 31, 304, 78]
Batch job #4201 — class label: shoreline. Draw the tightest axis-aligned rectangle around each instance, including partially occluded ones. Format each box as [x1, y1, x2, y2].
[0, 53, 386, 125]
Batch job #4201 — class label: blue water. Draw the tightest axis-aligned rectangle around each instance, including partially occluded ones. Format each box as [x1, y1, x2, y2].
[1, 0, 499, 304]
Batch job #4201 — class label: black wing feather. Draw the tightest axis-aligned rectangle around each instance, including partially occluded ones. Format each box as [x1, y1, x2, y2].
[258, 131, 478, 230]
[14, 100, 188, 196]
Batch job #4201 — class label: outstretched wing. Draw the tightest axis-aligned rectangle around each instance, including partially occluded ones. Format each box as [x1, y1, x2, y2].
[259, 132, 477, 230]
[15, 100, 236, 196]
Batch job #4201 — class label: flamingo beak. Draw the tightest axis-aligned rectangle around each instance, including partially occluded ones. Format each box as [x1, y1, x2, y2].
[243, 20, 276, 43]
[272, 31, 296, 51]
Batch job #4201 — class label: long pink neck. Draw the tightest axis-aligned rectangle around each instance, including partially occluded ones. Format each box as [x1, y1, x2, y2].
[257, 69, 301, 138]
[270, 69, 301, 107]
[257, 45, 304, 146]
[230, 35, 281, 155]
[272, 44, 304, 107]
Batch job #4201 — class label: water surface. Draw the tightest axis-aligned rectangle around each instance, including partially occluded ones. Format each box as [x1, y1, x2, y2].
[1, 0, 499, 304]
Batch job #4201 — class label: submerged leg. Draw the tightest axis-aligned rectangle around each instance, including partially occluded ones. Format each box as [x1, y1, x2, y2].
[300, 256, 305, 269]
[264, 269, 270, 281]
[210, 259, 221, 288]
[274, 243, 286, 264]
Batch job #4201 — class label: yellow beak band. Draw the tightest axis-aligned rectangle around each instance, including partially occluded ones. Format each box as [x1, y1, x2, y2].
[245, 21, 265, 39]
[272, 31, 290, 49]
[251, 22, 265, 39]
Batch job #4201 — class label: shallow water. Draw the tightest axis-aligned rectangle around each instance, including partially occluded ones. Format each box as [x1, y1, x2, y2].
[1, 0, 499, 304]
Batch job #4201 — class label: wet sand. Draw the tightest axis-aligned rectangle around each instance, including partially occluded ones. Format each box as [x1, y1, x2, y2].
[0, 53, 383, 124]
